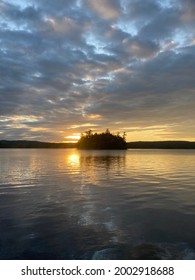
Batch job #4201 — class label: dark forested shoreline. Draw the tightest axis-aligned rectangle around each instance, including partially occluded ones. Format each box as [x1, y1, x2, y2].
[0, 140, 76, 149]
[0, 140, 195, 149]
[127, 141, 195, 149]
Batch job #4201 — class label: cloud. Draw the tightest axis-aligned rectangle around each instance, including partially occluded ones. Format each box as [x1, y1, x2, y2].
[139, 7, 181, 41]
[83, 0, 122, 20]
[122, 37, 160, 58]
[181, 0, 195, 22]
[124, 0, 161, 22]
[0, 0, 195, 141]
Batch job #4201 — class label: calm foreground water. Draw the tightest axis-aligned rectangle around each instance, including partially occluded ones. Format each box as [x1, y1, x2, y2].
[0, 149, 195, 260]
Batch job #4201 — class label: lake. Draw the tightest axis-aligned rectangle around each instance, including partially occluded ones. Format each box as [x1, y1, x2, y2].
[0, 149, 195, 259]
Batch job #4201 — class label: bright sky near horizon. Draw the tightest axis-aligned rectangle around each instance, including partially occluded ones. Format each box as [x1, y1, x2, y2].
[0, 0, 195, 142]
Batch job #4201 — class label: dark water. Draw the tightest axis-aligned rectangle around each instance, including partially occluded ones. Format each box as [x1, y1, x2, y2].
[0, 149, 195, 259]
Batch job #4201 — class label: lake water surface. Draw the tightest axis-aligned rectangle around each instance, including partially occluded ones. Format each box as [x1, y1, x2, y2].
[0, 149, 195, 259]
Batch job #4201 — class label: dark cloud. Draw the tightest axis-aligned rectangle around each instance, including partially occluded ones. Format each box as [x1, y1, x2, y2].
[124, 0, 161, 22]
[122, 37, 160, 58]
[181, 0, 195, 22]
[0, 0, 195, 141]
[83, 0, 122, 20]
[139, 7, 181, 41]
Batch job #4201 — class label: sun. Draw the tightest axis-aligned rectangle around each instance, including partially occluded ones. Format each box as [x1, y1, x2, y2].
[65, 134, 81, 142]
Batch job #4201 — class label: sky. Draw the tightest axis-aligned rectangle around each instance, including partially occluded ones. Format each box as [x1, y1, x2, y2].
[0, 0, 195, 142]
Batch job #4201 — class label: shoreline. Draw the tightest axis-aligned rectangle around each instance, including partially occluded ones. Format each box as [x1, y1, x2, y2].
[0, 140, 195, 149]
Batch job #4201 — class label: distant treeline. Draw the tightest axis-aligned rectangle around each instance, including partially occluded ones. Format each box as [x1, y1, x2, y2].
[1, 140, 195, 149]
[127, 141, 195, 149]
[0, 140, 76, 149]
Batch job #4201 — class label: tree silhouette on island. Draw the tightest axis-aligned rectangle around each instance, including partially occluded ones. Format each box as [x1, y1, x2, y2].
[76, 129, 127, 150]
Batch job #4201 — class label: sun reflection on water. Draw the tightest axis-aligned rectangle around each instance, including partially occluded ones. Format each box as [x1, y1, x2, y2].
[67, 153, 80, 166]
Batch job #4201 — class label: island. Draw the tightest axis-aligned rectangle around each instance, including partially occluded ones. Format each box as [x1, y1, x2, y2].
[76, 129, 127, 150]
